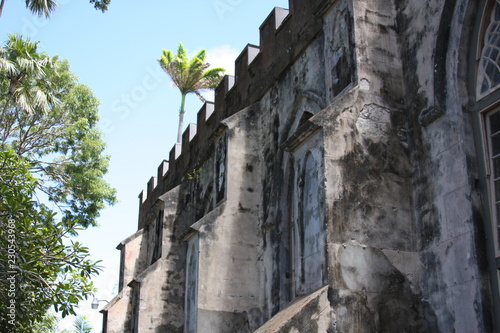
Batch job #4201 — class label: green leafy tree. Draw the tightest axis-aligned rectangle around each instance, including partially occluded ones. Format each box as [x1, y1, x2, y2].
[0, 35, 114, 331]
[158, 43, 225, 143]
[0, 0, 111, 18]
[0, 34, 116, 229]
[0, 149, 101, 331]
[32, 312, 60, 333]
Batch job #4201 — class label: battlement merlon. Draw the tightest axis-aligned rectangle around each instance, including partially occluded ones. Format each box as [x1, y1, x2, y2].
[234, 44, 260, 85]
[157, 160, 169, 180]
[182, 124, 197, 152]
[196, 101, 215, 125]
[137, 0, 337, 226]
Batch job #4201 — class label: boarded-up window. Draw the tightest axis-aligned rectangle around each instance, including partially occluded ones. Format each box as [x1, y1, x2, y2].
[299, 153, 325, 290]
[185, 234, 199, 333]
[130, 284, 140, 333]
[292, 148, 326, 296]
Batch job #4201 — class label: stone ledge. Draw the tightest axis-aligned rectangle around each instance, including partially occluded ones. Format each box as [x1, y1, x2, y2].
[253, 286, 331, 333]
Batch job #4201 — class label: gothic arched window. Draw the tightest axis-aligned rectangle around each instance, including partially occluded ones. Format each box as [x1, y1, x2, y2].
[477, 0, 500, 99]
[476, 0, 500, 273]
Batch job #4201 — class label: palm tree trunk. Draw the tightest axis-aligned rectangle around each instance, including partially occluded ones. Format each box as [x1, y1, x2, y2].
[0, 92, 14, 131]
[177, 93, 186, 144]
[0, 0, 5, 17]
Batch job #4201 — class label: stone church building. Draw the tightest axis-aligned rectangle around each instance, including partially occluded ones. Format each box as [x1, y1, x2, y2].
[101, 0, 500, 331]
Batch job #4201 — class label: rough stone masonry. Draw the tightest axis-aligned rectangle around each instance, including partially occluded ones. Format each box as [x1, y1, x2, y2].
[101, 0, 500, 332]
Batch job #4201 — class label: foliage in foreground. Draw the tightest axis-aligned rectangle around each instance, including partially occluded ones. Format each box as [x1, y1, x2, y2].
[59, 315, 93, 333]
[0, 149, 101, 331]
[0, 35, 114, 331]
[0, 34, 116, 229]
[32, 312, 59, 333]
[0, 0, 111, 18]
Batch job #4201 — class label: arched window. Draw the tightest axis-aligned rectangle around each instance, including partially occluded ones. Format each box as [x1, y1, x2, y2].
[475, 0, 500, 275]
[477, 0, 500, 99]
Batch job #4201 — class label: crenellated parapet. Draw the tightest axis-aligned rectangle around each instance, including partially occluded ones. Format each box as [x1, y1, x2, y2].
[138, 0, 334, 228]
[105, 0, 500, 331]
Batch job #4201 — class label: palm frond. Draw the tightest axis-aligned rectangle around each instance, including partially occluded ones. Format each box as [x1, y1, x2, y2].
[159, 49, 173, 68]
[203, 67, 225, 79]
[0, 58, 16, 76]
[25, 0, 57, 18]
[72, 315, 92, 333]
[160, 44, 225, 95]
[194, 49, 207, 62]
[16, 92, 33, 114]
[157, 42, 226, 142]
[188, 56, 207, 75]
[194, 90, 207, 103]
[176, 43, 188, 62]
[33, 88, 49, 112]
[1, 35, 60, 118]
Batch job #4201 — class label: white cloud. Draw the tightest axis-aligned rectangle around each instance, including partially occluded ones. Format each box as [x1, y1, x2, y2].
[201, 44, 240, 102]
[207, 44, 239, 75]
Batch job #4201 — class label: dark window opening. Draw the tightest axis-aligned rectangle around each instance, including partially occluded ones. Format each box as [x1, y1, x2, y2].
[151, 210, 164, 264]
[298, 111, 313, 128]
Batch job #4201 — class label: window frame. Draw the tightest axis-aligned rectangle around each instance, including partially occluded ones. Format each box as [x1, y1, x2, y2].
[471, 0, 500, 327]
[476, 0, 500, 100]
[480, 103, 500, 262]
[476, 0, 500, 265]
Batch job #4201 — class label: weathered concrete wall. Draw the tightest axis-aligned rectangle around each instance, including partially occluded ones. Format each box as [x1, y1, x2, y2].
[317, 88, 419, 332]
[396, 0, 495, 331]
[103, 0, 500, 332]
[102, 291, 130, 333]
[103, 230, 144, 333]
[352, 0, 405, 107]
[254, 1, 418, 331]
[254, 286, 335, 333]
[193, 105, 265, 332]
[254, 15, 328, 319]
[118, 230, 145, 292]
[133, 261, 169, 333]
[133, 186, 186, 333]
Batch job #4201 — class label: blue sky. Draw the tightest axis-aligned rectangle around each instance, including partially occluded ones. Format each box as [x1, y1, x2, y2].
[0, 0, 289, 330]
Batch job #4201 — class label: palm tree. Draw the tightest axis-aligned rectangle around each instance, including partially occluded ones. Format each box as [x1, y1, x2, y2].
[59, 315, 92, 333]
[158, 43, 225, 144]
[0, 34, 56, 110]
[72, 316, 92, 333]
[0, 0, 57, 18]
[0, 34, 58, 147]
